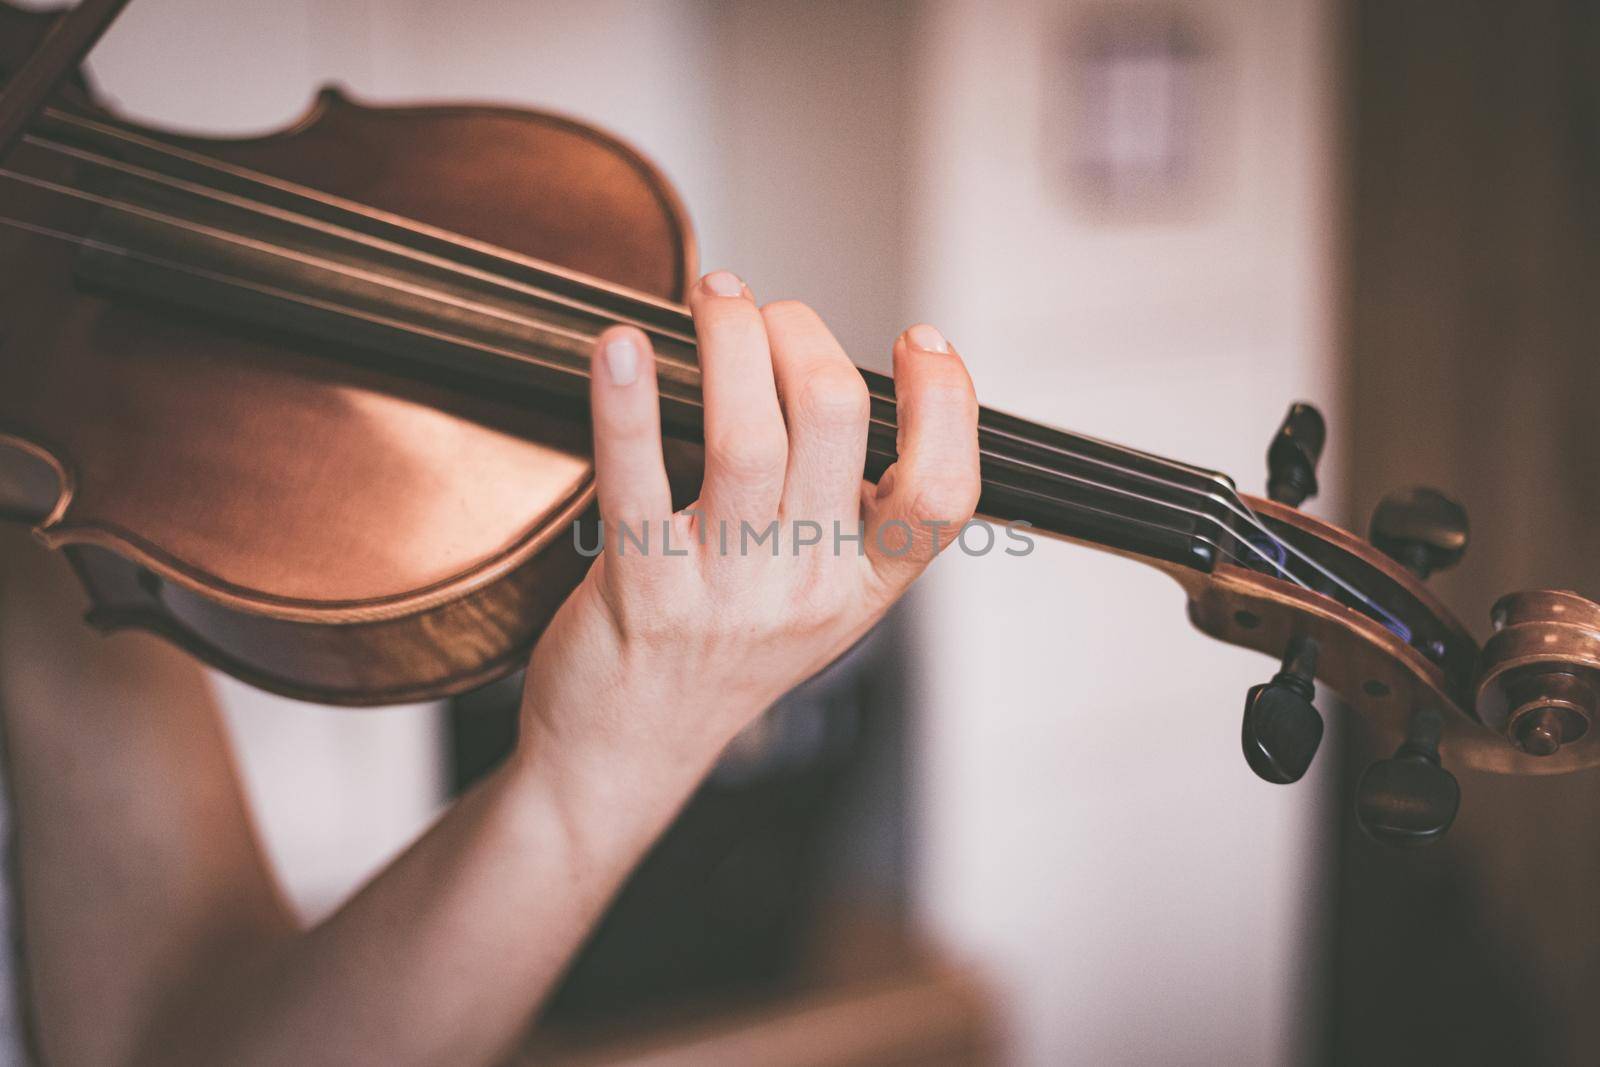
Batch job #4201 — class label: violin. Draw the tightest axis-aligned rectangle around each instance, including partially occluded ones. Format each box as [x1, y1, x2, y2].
[3, 0, 1598, 847]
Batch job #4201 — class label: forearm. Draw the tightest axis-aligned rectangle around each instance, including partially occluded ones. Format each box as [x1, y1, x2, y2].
[131, 732, 711, 1067]
[1, 525, 721, 1067]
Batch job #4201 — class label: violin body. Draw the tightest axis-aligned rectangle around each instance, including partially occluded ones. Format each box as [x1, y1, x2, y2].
[0, 4, 690, 704]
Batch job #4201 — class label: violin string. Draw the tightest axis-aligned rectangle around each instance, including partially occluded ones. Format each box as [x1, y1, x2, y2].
[20, 119, 1401, 615]
[21, 130, 703, 350]
[0, 164, 1282, 526]
[3, 120, 1401, 615]
[19, 125, 1242, 502]
[13, 124, 1330, 565]
[3, 165, 1322, 586]
[4, 163, 1411, 614]
[37, 108, 703, 341]
[5, 161, 1424, 631]
[0, 208, 1285, 582]
[20, 111, 1254, 492]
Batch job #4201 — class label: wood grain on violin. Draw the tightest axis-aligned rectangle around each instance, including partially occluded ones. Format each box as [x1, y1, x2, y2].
[2, 2, 1599, 785]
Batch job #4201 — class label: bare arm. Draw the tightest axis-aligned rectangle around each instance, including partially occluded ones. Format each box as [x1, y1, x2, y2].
[0, 272, 980, 1066]
[0, 532, 696, 1066]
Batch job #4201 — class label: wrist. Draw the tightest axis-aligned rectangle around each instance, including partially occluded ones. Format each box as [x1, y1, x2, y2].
[505, 693, 723, 860]
[519, 645, 750, 784]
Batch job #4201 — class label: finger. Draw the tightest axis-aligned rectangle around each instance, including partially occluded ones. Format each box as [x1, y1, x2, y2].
[689, 270, 788, 530]
[863, 324, 981, 585]
[763, 300, 870, 528]
[590, 326, 672, 557]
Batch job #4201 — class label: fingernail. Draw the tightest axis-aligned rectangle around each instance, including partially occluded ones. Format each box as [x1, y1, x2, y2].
[603, 334, 639, 386]
[703, 270, 745, 298]
[906, 324, 948, 353]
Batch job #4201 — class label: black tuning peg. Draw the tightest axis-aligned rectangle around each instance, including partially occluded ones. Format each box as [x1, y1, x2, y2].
[1242, 635, 1324, 784]
[1355, 707, 1460, 848]
[1368, 487, 1469, 579]
[1266, 402, 1326, 506]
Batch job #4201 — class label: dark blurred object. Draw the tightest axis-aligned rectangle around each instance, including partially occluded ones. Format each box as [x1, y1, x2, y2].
[1367, 487, 1470, 580]
[1266, 402, 1326, 507]
[448, 620, 915, 1027]
[520, 935, 995, 1067]
[1335, 0, 1600, 1063]
[1241, 634, 1325, 784]
[1353, 707, 1460, 847]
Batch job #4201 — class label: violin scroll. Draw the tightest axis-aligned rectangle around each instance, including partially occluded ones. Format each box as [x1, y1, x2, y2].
[1187, 407, 1600, 845]
[1476, 590, 1600, 757]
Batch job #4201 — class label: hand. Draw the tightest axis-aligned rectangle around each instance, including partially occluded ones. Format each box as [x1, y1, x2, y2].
[518, 270, 980, 792]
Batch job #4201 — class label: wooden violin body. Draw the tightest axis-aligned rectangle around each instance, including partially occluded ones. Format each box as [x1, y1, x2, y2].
[0, 4, 687, 704]
[5, 0, 1600, 807]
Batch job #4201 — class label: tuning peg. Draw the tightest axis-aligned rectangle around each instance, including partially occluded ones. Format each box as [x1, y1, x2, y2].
[1266, 402, 1326, 506]
[1355, 707, 1460, 847]
[1368, 487, 1468, 579]
[1242, 635, 1324, 784]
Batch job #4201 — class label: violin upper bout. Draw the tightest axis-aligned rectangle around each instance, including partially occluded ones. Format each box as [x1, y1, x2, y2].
[165, 83, 699, 302]
[0, 435, 71, 529]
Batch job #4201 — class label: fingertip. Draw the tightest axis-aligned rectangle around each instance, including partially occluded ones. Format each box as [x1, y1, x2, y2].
[903, 322, 950, 354]
[698, 269, 751, 301]
[595, 325, 652, 388]
[893, 323, 977, 401]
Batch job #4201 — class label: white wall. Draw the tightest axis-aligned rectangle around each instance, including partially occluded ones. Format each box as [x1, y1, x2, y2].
[908, 2, 1341, 1064]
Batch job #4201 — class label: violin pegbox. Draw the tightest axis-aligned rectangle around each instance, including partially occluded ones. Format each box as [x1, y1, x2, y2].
[1234, 404, 1554, 847]
[1226, 402, 1600, 847]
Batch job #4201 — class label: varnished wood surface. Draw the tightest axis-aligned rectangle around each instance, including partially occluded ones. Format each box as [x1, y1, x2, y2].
[0, 3, 695, 703]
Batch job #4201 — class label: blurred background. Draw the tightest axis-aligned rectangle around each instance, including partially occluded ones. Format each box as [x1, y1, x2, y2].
[34, 0, 1600, 1063]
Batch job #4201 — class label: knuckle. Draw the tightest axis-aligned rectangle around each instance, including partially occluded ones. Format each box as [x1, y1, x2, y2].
[794, 365, 870, 427]
[609, 571, 696, 640]
[917, 373, 979, 421]
[695, 297, 763, 343]
[706, 423, 788, 484]
[598, 405, 655, 443]
[903, 471, 981, 528]
[760, 299, 821, 331]
[793, 580, 854, 631]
